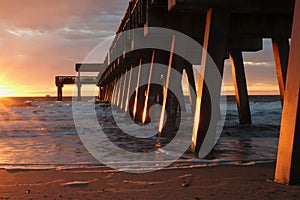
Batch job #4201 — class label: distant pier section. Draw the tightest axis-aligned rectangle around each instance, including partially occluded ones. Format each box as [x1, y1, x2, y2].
[55, 63, 104, 101]
[55, 76, 98, 101]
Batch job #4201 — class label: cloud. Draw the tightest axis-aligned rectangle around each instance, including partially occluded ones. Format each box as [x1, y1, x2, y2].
[0, 0, 128, 96]
[243, 61, 274, 68]
[0, 0, 127, 30]
[57, 26, 114, 40]
[222, 42, 278, 95]
[0, 1, 278, 96]
[6, 28, 44, 37]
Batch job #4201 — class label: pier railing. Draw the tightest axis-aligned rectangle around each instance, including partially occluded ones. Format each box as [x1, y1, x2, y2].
[55, 76, 98, 86]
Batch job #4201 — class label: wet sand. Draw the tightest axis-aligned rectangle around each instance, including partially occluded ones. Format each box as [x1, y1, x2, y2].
[0, 163, 299, 199]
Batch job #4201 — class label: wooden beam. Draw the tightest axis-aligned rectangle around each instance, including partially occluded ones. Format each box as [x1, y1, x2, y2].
[229, 14, 292, 38]
[191, 9, 229, 154]
[272, 37, 289, 104]
[227, 37, 262, 52]
[167, 0, 294, 13]
[275, 0, 300, 185]
[75, 63, 105, 72]
[230, 51, 252, 125]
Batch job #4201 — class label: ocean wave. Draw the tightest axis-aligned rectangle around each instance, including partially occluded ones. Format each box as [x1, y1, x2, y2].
[0, 158, 276, 171]
[0, 96, 281, 170]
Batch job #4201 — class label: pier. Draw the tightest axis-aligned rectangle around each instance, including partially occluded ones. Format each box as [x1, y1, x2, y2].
[55, 76, 98, 101]
[91, 0, 298, 184]
[55, 63, 104, 101]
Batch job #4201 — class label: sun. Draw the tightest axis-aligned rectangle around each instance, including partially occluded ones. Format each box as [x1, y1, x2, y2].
[0, 85, 15, 97]
[0, 76, 18, 97]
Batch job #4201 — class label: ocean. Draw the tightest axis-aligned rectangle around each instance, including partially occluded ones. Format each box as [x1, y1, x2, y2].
[0, 96, 281, 170]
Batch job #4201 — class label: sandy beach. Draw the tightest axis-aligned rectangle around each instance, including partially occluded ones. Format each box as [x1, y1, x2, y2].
[0, 163, 299, 199]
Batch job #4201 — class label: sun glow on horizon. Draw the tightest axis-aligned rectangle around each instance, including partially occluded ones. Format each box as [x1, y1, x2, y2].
[0, 84, 15, 97]
[0, 75, 60, 97]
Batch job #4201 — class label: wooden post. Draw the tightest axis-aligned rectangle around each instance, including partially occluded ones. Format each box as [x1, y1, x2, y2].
[133, 60, 142, 120]
[106, 84, 110, 102]
[135, 56, 151, 123]
[173, 57, 186, 113]
[77, 72, 81, 101]
[112, 78, 119, 105]
[125, 66, 133, 112]
[272, 37, 289, 104]
[147, 56, 164, 123]
[230, 50, 252, 125]
[100, 86, 104, 100]
[116, 77, 121, 106]
[120, 69, 128, 112]
[104, 85, 109, 101]
[142, 51, 155, 124]
[128, 64, 139, 119]
[184, 64, 197, 113]
[275, 0, 300, 185]
[77, 84, 81, 101]
[161, 67, 182, 137]
[191, 9, 229, 154]
[111, 81, 116, 104]
[57, 85, 63, 101]
[98, 86, 101, 100]
[159, 36, 176, 135]
[117, 75, 124, 110]
[109, 82, 114, 102]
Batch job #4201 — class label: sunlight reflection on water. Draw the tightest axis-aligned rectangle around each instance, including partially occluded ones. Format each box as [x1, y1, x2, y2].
[0, 96, 280, 169]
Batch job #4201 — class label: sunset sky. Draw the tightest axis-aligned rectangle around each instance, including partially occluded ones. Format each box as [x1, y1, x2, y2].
[0, 0, 280, 97]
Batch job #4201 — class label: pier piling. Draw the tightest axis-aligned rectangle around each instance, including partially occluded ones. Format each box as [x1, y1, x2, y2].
[191, 9, 229, 154]
[275, 0, 300, 185]
[230, 50, 252, 125]
[272, 37, 290, 104]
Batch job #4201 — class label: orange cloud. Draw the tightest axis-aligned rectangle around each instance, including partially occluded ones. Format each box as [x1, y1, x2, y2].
[0, 1, 280, 97]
